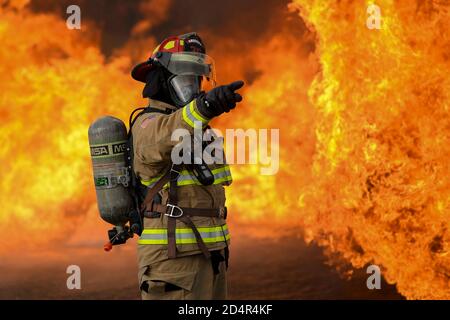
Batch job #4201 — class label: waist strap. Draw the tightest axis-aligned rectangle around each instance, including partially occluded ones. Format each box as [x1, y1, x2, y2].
[143, 202, 227, 259]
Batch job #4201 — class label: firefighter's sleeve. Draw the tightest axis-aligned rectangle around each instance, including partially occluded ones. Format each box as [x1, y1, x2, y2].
[132, 100, 210, 175]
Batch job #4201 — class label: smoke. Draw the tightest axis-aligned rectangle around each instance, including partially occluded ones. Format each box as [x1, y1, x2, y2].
[28, 0, 306, 49]
[28, 0, 312, 82]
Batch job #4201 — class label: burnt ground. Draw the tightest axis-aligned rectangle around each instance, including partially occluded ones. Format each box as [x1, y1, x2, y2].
[0, 236, 403, 300]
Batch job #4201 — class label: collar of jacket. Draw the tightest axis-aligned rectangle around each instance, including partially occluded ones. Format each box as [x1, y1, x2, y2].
[148, 99, 177, 112]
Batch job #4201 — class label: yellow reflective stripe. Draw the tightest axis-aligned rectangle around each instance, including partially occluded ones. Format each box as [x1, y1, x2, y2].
[214, 175, 232, 184]
[141, 225, 228, 235]
[182, 100, 209, 128]
[182, 105, 195, 128]
[167, 169, 198, 186]
[138, 225, 230, 245]
[178, 233, 231, 244]
[212, 165, 232, 184]
[140, 173, 164, 187]
[176, 179, 198, 186]
[171, 175, 231, 186]
[190, 101, 209, 122]
[137, 233, 231, 245]
[138, 239, 167, 245]
[141, 166, 232, 188]
[211, 165, 231, 174]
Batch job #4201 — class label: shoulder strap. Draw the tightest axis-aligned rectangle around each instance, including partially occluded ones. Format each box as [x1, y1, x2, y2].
[128, 105, 174, 136]
[125, 106, 175, 232]
[145, 106, 174, 115]
[140, 164, 174, 212]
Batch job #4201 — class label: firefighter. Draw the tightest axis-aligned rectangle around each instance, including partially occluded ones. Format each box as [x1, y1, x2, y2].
[130, 32, 244, 300]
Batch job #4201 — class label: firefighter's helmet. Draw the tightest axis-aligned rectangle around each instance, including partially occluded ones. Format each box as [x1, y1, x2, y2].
[131, 33, 216, 106]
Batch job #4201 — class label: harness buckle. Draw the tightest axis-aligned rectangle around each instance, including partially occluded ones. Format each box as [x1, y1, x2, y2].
[165, 204, 184, 218]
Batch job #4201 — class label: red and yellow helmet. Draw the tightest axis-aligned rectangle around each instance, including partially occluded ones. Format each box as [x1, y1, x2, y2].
[131, 32, 215, 85]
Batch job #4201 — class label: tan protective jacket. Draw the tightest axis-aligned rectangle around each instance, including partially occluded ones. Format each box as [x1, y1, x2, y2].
[132, 99, 231, 281]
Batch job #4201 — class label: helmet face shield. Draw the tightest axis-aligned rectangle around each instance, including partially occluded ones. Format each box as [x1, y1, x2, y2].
[162, 52, 216, 86]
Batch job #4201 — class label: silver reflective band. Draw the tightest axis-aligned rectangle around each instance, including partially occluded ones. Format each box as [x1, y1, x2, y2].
[213, 168, 231, 181]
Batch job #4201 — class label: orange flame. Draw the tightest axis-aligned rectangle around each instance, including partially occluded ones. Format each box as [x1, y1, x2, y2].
[0, 1, 145, 250]
[288, 0, 450, 299]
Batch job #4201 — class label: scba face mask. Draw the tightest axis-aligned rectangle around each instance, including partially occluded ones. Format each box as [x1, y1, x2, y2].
[169, 75, 201, 106]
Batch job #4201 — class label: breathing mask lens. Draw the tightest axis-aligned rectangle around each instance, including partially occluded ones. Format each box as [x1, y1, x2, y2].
[169, 75, 201, 104]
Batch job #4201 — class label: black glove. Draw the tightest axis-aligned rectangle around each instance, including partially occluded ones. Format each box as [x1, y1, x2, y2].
[196, 80, 244, 119]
